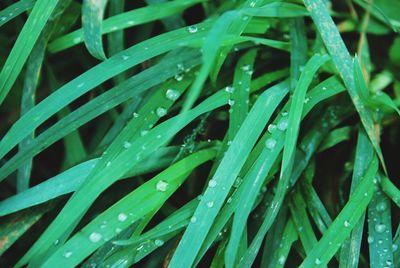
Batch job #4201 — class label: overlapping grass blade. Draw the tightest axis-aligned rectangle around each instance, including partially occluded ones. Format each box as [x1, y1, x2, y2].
[82, 0, 108, 60]
[339, 129, 374, 268]
[0, 0, 59, 105]
[169, 82, 289, 267]
[39, 148, 216, 267]
[48, 0, 204, 53]
[318, 126, 353, 152]
[304, 0, 386, 172]
[0, 24, 212, 162]
[289, 18, 307, 91]
[300, 156, 379, 267]
[0, 49, 201, 181]
[18, 85, 230, 266]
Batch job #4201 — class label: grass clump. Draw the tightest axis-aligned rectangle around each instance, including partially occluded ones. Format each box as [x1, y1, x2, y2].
[0, 0, 400, 267]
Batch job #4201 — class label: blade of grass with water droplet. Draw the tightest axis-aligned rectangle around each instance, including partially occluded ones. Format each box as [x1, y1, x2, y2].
[0, 0, 60, 106]
[229, 49, 256, 140]
[300, 156, 379, 267]
[368, 183, 394, 268]
[304, 0, 386, 173]
[38, 148, 216, 267]
[48, 0, 204, 53]
[18, 86, 229, 266]
[339, 128, 374, 268]
[381, 176, 400, 208]
[0, 23, 211, 162]
[82, 0, 108, 60]
[0, 0, 35, 28]
[289, 187, 318, 253]
[169, 82, 289, 268]
[0, 49, 202, 182]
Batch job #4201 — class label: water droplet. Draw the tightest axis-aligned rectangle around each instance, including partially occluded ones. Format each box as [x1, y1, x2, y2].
[118, 213, 128, 222]
[187, 25, 198, 33]
[386, 260, 393, 265]
[156, 107, 167, 117]
[228, 99, 235, 106]
[278, 255, 285, 265]
[267, 124, 277, 133]
[376, 202, 387, 212]
[375, 223, 386, 233]
[89, 232, 102, 243]
[154, 239, 164, 247]
[392, 244, 398, 252]
[73, 37, 81, 43]
[225, 86, 234, 93]
[304, 97, 310, 104]
[174, 73, 184, 81]
[54, 239, 59, 246]
[344, 221, 350, 227]
[281, 111, 288, 117]
[123, 141, 131, 149]
[242, 15, 249, 21]
[77, 82, 84, 88]
[207, 201, 214, 208]
[63, 251, 73, 258]
[265, 138, 277, 150]
[190, 216, 197, 223]
[140, 130, 148, 136]
[249, 1, 256, 7]
[233, 176, 242, 188]
[106, 161, 111, 167]
[165, 89, 180, 101]
[368, 236, 374, 244]
[208, 179, 217, 188]
[241, 64, 251, 72]
[322, 86, 327, 91]
[156, 180, 169, 192]
[122, 55, 129, 60]
[278, 118, 288, 131]
[115, 228, 122, 233]
[227, 197, 233, 203]
[315, 258, 322, 265]
[133, 112, 139, 118]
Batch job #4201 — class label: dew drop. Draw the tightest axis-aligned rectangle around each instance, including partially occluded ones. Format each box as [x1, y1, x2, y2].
[165, 89, 180, 101]
[315, 258, 322, 265]
[375, 223, 386, 233]
[367, 236, 374, 244]
[54, 239, 59, 246]
[278, 255, 285, 265]
[208, 179, 217, 188]
[118, 213, 128, 222]
[392, 244, 398, 252]
[190, 216, 197, 223]
[156, 180, 169, 192]
[322, 86, 327, 91]
[241, 64, 251, 72]
[63, 251, 73, 258]
[207, 201, 214, 208]
[267, 124, 277, 133]
[344, 220, 350, 227]
[115, 228, 122, 233]
[106, 161, 111, 167]
[376, 202, 387, 212]
[154, 239, 164, 247]
[122, 55, 129, 60]
[156, 107, 167, 117]
[187, 25, 198, 33]
[277, 118, 288, 131]
[228, 99, 235, 106]
[133, 112, 139, 118]
[77, 82, 85, 88]
[265, 138, 277, 150]
[281, 111, 288, 117]
[123, 141, 131, 149]
[386, 260, 393, 265]
[174, 73, 184, 81]
[89, 232, 102, 243]
[304, 97, 310, 104]
[225, 86, 234, 93]
[140, 130, 148, 136]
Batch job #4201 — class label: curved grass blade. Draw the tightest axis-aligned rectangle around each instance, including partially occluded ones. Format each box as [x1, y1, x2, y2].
[300, 156, 379, 267]
[0, 0, 59, 106]
[339, 128, 374, 268]
[169, 82, 289, 268]
[82, 0, 108, 60]
[0, 49, 201, 182]
[18, 87, 230, 266]
[0, 0, 35, 28]
[318, 126, 353, 152]
[304, 0, 386, 173]
[39, 149, 216, 267]
[368, 185, 394, 268]
[381, 176, 400, 208]
[0, 24, 211, 162]
[48, 0, 204, 53]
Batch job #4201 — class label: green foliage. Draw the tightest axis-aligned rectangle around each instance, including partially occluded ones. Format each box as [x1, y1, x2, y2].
[0, 0, 399, 267]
